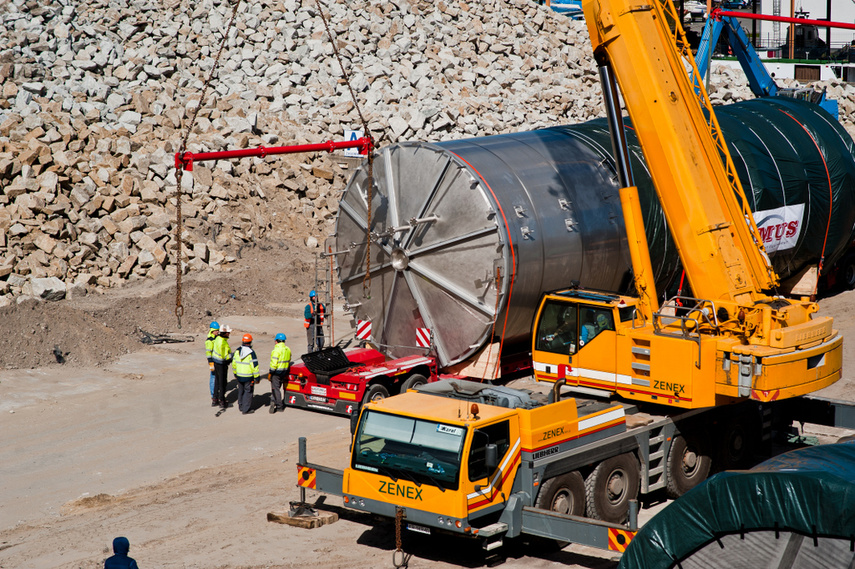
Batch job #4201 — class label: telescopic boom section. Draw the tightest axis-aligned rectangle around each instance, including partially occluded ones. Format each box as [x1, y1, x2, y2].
[581, 0, 777, 304]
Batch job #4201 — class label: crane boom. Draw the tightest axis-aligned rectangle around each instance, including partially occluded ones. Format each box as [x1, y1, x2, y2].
[582, 0, 777, 304]
[530, 0, 841, 408]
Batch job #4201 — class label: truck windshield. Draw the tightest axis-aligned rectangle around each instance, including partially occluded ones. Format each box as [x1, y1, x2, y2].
[352, 410, 465, 491]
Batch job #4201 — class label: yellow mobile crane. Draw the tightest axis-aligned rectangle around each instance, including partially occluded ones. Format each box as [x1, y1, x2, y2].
[295, 0, 853, 558]
[531, 0, 842, 409]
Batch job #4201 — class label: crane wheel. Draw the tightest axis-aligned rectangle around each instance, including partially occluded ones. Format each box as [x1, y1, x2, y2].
[400, 373, 428, 393]
[585, 453, 639, 524]
[535, 472, 586, 516]
[666, 434, 711, 499]
[363, 383, 390, 404]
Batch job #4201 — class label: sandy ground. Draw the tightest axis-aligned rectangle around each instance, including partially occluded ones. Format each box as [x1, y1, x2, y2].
[1, 244, 855, 569]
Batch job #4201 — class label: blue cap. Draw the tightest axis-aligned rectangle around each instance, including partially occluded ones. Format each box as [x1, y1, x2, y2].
[275, 333, 286, 342]
[309, 290, 316, 298]
[210, 321, 220, 330]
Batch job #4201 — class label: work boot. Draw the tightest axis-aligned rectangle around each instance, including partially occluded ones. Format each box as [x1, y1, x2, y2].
[212, 398, 219, 407]
[269, 405, 277, 414]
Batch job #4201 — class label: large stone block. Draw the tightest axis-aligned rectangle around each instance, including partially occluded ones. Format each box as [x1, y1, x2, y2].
[31, 276, 66, 301]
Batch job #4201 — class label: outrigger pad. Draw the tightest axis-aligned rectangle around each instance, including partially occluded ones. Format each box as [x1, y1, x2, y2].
[301, 346, 357, 376]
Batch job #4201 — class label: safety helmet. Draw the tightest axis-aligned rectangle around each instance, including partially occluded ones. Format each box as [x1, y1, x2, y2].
[275, 333, 286, 342]
[210, 321, 220, 330]
[309, 290, 316, 298]
[221, 325, 232, 334]
[242, 333, 253, 344]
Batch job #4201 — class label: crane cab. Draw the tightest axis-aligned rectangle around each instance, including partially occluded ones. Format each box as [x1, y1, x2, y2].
[532, 289, 639, 396]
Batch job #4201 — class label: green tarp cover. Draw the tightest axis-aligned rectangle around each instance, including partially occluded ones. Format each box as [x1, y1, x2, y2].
[617, 442, 855, 569]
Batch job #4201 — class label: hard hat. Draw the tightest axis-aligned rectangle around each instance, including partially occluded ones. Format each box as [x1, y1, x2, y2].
[221, 325, 232, 334]
[242, 333, 253, 344]
[275, 333, 286, 342]
[309, 290, 316, 298]
[210, 321, 220, 330]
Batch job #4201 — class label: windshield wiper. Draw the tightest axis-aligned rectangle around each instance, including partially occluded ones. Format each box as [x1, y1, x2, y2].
[420, 472, 446, 492]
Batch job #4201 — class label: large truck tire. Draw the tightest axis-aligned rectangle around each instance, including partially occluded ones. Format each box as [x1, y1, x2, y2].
[666, 434, 712, 498]
[362, 383, 389, 404]
[535, 471, 586, 516]
[400, 373, 428, 393]
[841, 254, 855, 290]
[585, 453, 639, 524]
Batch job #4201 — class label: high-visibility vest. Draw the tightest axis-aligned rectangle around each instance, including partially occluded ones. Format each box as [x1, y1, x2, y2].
[212, 335, 231, 365]
[304, 302, 325, 328]
[205, 329, 217, 362]
[231, 346, 259, 381]
[270, 342, 291, 373]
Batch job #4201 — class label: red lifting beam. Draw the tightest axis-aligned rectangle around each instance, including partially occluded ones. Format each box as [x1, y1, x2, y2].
[174, 137, 373, 171]
[713, 9, 855, 31]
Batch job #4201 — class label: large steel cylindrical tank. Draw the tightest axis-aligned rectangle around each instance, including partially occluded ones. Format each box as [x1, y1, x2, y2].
[334, 98, 855, 368]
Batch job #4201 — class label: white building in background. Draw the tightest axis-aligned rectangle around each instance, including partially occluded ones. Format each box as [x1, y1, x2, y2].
[753, 1, 855, 50]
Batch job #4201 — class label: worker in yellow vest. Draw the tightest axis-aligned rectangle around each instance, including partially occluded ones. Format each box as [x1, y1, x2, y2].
[304, 289, 325, 353]
[205, 321, 220, 406]
[211, 325, 232, 409]
[268, 333, 291, 414]
[231, 333, 260, 414]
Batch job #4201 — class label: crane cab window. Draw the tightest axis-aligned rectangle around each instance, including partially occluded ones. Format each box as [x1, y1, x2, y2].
[535, 301, 579, 355]
[468, 421, 511, 481]
[581, 308, 614, 346]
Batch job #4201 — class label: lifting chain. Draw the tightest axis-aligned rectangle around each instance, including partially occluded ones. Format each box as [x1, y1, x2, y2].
[313, 0, 375, 298]
[172, 0, 242, 328]
[392, 506, 410, 569]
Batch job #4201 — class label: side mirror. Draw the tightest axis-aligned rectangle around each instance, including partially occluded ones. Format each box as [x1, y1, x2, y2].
[350, 406, 361, 435]
[485, 443, 498, 471]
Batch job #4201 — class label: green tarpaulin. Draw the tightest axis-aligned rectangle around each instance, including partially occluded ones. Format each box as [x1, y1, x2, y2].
[618, 442, 855, 568]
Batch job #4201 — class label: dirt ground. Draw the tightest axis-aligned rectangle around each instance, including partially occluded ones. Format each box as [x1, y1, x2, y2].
[1, 241, 855, 569]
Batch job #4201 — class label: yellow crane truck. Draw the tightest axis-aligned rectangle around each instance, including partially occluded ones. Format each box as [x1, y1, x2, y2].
[295, 0, 855, 556]
[297, 379, 855, 552]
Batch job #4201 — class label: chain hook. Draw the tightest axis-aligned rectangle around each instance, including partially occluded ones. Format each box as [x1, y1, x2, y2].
[392, 506, 410, 568]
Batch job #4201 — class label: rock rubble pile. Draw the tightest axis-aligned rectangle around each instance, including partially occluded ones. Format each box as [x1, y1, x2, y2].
[0, 0, 853, 305]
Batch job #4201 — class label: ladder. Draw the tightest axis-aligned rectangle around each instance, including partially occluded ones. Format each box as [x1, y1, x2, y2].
[313, 248, 335, 348]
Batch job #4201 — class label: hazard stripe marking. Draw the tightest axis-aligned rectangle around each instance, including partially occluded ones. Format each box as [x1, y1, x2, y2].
[297, 466, 316, 489]
[608, 527, 635, 552]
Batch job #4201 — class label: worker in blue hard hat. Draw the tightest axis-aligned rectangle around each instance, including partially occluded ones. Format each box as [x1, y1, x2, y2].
[268, 332, 291, 414]
[205, 321, 220, 406]
[304, 289, 325, 353]
[212, 325, 233, 410]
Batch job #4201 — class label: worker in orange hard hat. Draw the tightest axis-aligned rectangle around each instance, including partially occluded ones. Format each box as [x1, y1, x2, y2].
[231, 333, 260, 414]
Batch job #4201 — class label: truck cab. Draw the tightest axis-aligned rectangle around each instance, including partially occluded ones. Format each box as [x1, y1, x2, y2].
[340, 380, 629, 540]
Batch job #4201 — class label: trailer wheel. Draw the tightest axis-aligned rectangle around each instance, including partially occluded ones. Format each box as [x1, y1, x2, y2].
[535, 472, 585, 516]
[363, 383, 389, 404]
[666, 434, 711, 498]
[585, 453, 639, 524]
[400, 373, 428, 393]
[843, 254, 855, 290]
